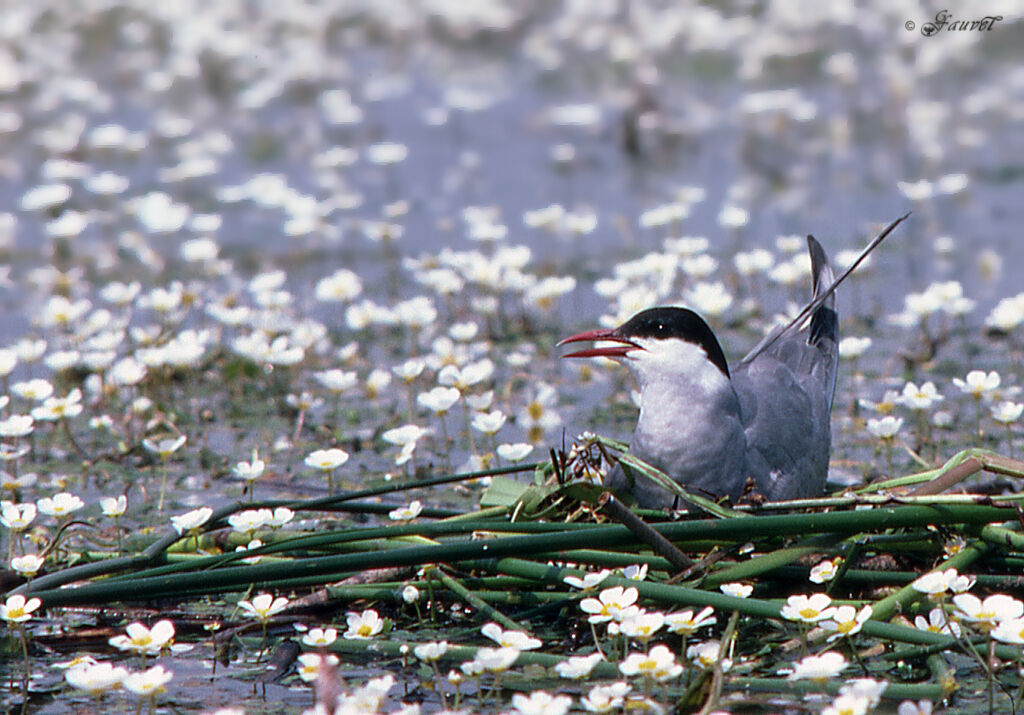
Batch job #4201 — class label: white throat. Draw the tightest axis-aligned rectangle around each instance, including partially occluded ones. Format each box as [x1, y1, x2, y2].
[623, 338, 738, 461]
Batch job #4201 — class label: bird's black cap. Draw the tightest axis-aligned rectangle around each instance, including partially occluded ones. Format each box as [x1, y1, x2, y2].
[614, 307, 730, 377]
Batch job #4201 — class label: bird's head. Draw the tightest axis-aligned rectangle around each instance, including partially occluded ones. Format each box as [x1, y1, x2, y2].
[558, 307, 730, 388]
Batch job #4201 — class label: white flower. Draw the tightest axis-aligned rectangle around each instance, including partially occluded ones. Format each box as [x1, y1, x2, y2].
[665, 606, 716, 635]
[911, 569, 957, 595]
[344, 609, 384, 639]
[497, 442, 534, 462]
[953, 593, 1024, 631]
[232, 450, 266, 482]
[301, 627, 338, 648]
[579, 586, 639, 624]
[11, 553, 45, 576]
[719, 582, 753, 598]
[304, 448, 349, 471]
[170, 507, 213, 535]
[481, 622, 542, 650]
[413, 641, 449, 662]
[123, 665, 173, 697]
[402, 585, 420, 603]
[897, 700, 934, 715]
[109, 620, 176, 655]
[786, 651, 847, 681]
[99, 495, 128, 517]
[382, 424, 430, 446]
[563, 569, 610, 591]
[581, 682, 630, 713]
[463, 646, 520, 674]
[839, 677, 888, 708]
[1, 502, 36, 530]
[809, 558, 841, 583]
[228, 509, 272, 533]
[388, 500, 423, 521]
[686, 640, 732, 671]
[143, 435, 187, 459]
[899, 382, 943, 410]
[471, 409, 506, 435]
[620, 644, 683, 680]
[780, 593, 835, 623]
[992, 401, 1024, 424]
[37, 492, 85, 518]
[511, 690, 573, 715]
[64, 661, 128, 695]
[838, 336, 872, 359]
[820, 605, 872, 642]
[296, 652, 339, 682]
[866, 414, 904, 439]
[0, 414, 34, 438]
[952, 370, 1000, 398]
[992, 616, 1024, 645]
[822, 693, 872, 715]
[0, 593, 42, 623]
[238, 593, 289, 622]
[417, 386, 461, 414]
[617, 611, 665, 640]
[554, 653, 603, 679]
[914, 607, 961, 637]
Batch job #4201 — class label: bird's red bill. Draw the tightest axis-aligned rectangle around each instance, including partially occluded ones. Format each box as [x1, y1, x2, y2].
[557, 328, 640, 359]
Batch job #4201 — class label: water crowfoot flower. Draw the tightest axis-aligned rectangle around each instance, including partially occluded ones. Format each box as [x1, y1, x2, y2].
[952, 593, 1023, 633]
[108, 619, 176, 657]
[953, 370, 1000, 440]
[100, 494, 127, 555]
[665, 606, 717, 636]
[809, 558, 842, 584]
[304, 447, 349, 494]
[301, 627, 338, 648]
[64, 661, 128, 696]
[785, 651, 847, 681]
[686, 640, 731, 672]
[563, 569, 611, 591]
[296, 652, 340, 683]
[0, 593, 41, 623]
[780, 593, 836, 624]
[232, 448, 265, 499]
[388, 500, 423, 521]
[719, 582, 753, 598]
[991, 401, 1023, 457]
[511, 690, 572, 715]
[142, 434, 187, 511]
[122, 664, 173, 704]
[866, 416, 903, 477]
[238, 593, 290, 661]
[343, 608, 384, 639]
[11, 553, 44, 578]
[579, 585, 639, 624]
[554, 652, 603, 679]
[820, 605, 872, 642]
[581, 681, 630, 713]
[481, 622, 542, 650]
[620, 644, 684, 681]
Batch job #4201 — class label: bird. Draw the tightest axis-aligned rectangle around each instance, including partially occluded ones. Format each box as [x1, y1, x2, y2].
[558, 236, 839, 507]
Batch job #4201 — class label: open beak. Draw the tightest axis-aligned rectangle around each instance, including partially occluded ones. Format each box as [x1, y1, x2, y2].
[557, 328, 641, 359]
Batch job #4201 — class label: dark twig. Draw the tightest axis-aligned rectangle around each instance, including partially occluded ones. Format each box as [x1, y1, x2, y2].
[599, 491, 695, 571]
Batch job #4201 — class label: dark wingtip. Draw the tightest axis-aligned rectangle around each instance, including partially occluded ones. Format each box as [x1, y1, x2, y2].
[806, 235, 829, 296]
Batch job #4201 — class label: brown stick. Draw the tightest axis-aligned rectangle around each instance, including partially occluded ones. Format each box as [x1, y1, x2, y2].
[599, 492, 694, 571]
[908, 457, 982, 496]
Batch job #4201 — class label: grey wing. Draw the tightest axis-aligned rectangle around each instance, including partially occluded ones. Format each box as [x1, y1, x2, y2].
[733, 340, 833, 500]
